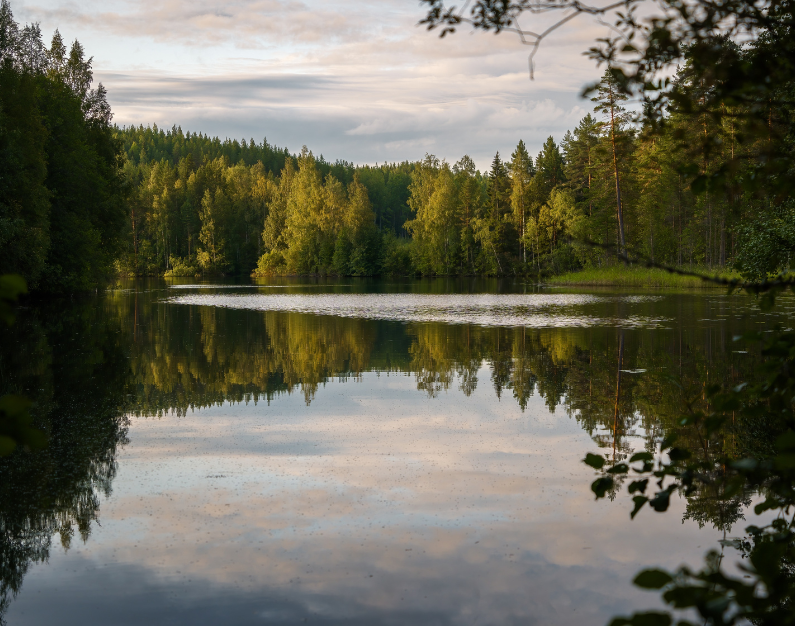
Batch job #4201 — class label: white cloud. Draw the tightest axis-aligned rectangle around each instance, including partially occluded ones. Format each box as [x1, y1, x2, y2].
[16, 0, 613, 168]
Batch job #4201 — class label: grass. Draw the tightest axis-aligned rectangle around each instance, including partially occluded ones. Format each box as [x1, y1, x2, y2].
[547, 265, 742, 288]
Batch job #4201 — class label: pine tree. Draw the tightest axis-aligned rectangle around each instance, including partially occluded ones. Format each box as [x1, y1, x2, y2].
[592, 69, 630, 260]
[535, 136, 566, 194]
[474, 152, 511, 273]
[563, 115, 600, 217]
[453, 155, 482, 273]
[509, 140, 534, 265]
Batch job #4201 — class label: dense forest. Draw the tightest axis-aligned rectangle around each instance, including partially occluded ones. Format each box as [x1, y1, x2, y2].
[1, 0, 794, 290]
[114, 38, 795, 281]
[0, 1, 125, 292]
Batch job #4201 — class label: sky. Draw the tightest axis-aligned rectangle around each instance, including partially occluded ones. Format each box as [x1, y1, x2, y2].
[13, 0, 613, 169]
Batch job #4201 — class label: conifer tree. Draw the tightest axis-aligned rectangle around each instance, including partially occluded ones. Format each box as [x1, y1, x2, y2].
[592, 69, 630, 260]
[509, 140, 534, 264]
[472, 152, 510, 273]
[563, 115, 600, 217]
[453, 155, 482, 274]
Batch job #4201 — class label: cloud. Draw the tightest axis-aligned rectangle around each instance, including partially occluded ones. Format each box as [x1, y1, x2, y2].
[19, 0, 610, 167]
[19, 0, 416, 49]
[98, 66, 591, 168]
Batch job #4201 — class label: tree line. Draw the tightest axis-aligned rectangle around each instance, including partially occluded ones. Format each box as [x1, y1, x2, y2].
[0, 0, 126, 292]
[116, 48, 794, 280]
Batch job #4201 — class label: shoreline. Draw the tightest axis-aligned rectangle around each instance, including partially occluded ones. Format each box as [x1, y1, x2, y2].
[547, 266, 740, 289]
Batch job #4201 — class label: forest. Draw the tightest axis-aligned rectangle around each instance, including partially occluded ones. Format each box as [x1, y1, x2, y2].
[115, 57, 795, 281]
[1, 0, 793, 290]
[0, 2, 125, 292]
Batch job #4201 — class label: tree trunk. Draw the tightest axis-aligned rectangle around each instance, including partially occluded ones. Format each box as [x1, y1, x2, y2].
[610, 97, 627, 264]
[613, 331, 625, 461]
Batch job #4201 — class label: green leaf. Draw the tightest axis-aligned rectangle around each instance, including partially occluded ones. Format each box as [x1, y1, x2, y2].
[775, 430, 795, 451]
[610, 613, 672, 626]
[649, 491, 671, 512]
[749, 542, 785, 576]
[667, 448, 691, 461]
[628, 479, 649, 494]
[0, 274, 27, 326]
[0, 395, 32, 415]
[663, 586, 701, 608]
[591, 476, 614, 498]
[584, 452, 606, 469]
[774, 452, 795, 470]
[754, 498, 779, 515]
[630, 495, 648, 519]
[634, 569, 674, 589]
[607, 463, 629, 474]
[635, 613, 672, 626]
[630, 452, 653, 463]
[704, 597, 731, 615]
[0, 436, 16, 457]
[0, 274, 27, 300]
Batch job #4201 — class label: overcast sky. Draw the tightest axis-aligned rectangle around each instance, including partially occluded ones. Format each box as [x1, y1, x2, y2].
[14, 0, 612, 169]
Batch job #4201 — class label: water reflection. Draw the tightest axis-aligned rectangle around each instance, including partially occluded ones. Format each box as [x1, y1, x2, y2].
[166, 292, 671, 328]
[0, 283, 788, 624]
[0, 299, 130, 618]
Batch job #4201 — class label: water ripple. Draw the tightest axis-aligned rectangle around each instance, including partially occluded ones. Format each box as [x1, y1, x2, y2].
[166, 293, 670, 328]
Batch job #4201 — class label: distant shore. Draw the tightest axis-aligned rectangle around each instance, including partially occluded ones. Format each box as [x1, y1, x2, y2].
[547, 266, 740, 288]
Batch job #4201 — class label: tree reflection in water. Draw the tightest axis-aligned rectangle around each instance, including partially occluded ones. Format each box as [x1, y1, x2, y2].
[0, 285, 772, 620]
[0, 298, 131, 619]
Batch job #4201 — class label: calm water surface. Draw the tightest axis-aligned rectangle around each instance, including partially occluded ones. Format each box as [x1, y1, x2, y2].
[2, 279, 793, 625]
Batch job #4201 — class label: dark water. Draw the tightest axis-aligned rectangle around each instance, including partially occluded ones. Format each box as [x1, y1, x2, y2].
[1, 279, 793, 625]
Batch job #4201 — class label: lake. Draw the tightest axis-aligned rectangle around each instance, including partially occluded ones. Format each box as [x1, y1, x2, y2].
[2, 279, 791, 625]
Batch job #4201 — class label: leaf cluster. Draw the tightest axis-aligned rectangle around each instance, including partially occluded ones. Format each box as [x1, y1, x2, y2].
[586, 319, 795, 625]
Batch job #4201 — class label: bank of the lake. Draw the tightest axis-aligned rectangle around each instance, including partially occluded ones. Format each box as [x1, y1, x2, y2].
[548, 266, 740, 288]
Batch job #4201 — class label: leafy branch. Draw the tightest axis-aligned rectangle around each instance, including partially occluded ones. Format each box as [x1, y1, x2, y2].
[584, 324, 795, 625]
[576, 238, 795, 302]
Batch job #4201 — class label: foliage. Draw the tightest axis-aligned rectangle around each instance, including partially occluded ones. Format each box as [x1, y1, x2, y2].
[0, 1, 125, 292]
[0, 274, 45, 458]
[419, 3, 795, 623]
[163, 255, 198, 278]
[0, 274, 25, 327]
[116, 126, 418, 277]
[419, 1, 795, 279]
[0, 295, 130, 620]
[380, 232, 414, 276]
[584, 289, 795, 625]
[113, 50, 793, 280]
[732, 203, 795, 282]
[420, 0, 795, 194]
